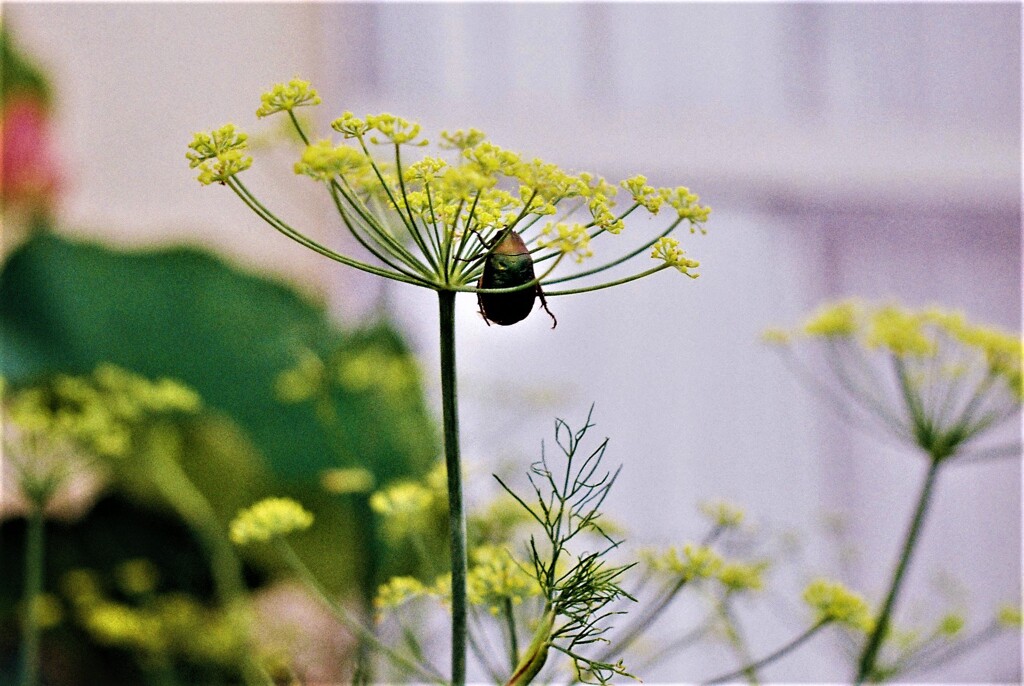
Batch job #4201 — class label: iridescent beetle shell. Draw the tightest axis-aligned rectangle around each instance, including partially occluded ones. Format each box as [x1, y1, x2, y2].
[477, 231, 556, 327]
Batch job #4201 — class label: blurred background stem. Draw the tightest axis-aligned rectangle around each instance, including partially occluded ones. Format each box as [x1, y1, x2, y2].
[856, 459, 942, 683]
[18, 503, 45, 686]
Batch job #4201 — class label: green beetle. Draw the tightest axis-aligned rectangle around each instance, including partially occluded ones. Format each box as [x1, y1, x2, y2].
[477, 230, 556, 328]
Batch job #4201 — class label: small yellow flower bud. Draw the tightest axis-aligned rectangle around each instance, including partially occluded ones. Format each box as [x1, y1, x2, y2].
[255, 78, 321, 118]
[374, 576, 428, 616]
[196, 150, 252, 186]
[651, 236, 700, 277]
[937, 612, 965, 636]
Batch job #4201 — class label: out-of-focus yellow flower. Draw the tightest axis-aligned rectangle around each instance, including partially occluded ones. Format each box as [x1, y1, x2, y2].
[803, 578, 873, 632]
[229, 497, 313, 545]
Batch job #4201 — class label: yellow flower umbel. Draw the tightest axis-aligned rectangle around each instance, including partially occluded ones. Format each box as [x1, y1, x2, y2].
[188, 77, 711, 304]
[771, 303, 1022, 681]
[768, 300, 1022, 462]
[229, 498, 313, 545]
[466, 544, 541, 615]
[802, 579, 873, 633]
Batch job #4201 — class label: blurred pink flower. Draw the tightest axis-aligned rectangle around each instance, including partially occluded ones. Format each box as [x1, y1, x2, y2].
[1, 95, 61, 208]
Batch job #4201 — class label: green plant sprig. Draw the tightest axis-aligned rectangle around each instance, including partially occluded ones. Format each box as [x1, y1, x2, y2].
[495, 408, 637, 685]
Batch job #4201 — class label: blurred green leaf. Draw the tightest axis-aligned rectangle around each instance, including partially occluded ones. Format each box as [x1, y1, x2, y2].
[0, 230, 436, 484]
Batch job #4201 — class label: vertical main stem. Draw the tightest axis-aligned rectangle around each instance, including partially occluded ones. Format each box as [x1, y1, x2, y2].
[19, 504, 44, 686]
[856, 459, 942, 683]
[438, 290, 467, 686]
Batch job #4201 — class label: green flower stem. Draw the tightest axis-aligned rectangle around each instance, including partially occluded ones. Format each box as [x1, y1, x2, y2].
[504, 597, 520, 672]
[18, 503, 44, 686]
[702, 620, 830, 685]
[356, 137, 437, 272]
[274, 541, 446, 684]
[856, 458, 942, 683]
[394, 145, 436, 263]
[537, 217, 682, 273]
[635, 617, 715, 672]
[716, 598, 759, 685]
[312, 395, 382, 681]
[544, 263, 673, 296]
[147, 446, 245, 603]
[325, 183, 435, 285]
[896, 621, 1002, 678]
[592, 525, 724, 670]
[438, 289, 468, 686]
[145, 442, 274, 685]
[227, 178, 430, 287]
[505, 607, 555, 686]
[527, 201, 643, 256]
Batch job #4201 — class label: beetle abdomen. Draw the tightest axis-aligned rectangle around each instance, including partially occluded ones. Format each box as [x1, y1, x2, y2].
[477, 232, 538, 326]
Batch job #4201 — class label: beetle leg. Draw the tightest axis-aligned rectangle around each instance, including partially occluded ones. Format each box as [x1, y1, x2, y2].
[537, 286, 557, 329]
[477, 295, 492, 326]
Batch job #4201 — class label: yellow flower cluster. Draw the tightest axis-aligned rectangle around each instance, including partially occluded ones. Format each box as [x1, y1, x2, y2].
[320, 467, 376, 495]
[866, 306, 936, 356]
[537, 222, 593, 263]
[294, 139, 370, 182]
[84, 595, 246, 665]
[802, 578, 873, 632]
[187, 124, 253, 186]
[620, 174, 664, 213]
[191, 76, 713, 301]
[366, 113, 427, 146]
[698, 499, 746, 529]
[373, 576, 428, 616]
[368, 476, 445, 541]
[645, 542, 766, 594]
[256, 79, 709, 254]
[5, 364, 201, 460]
[791, 301, 1023, 400]
[62, 566, 247, 665]
[466, 545, 541, 615]
[997, 604, 1022, 628]
[439, 128, 487, 150]
[645, 544, 723, 581]
[255, 77, 321, 118]
[229, 497, 313, 545]
[716, 561, 766, 593]
[803, 300, 860, 338]
[660, 186, 711, 227]
[651, 236, 700, 277]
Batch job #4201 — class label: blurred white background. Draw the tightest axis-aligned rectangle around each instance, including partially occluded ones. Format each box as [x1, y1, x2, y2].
[5, 3, 1020, 682]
